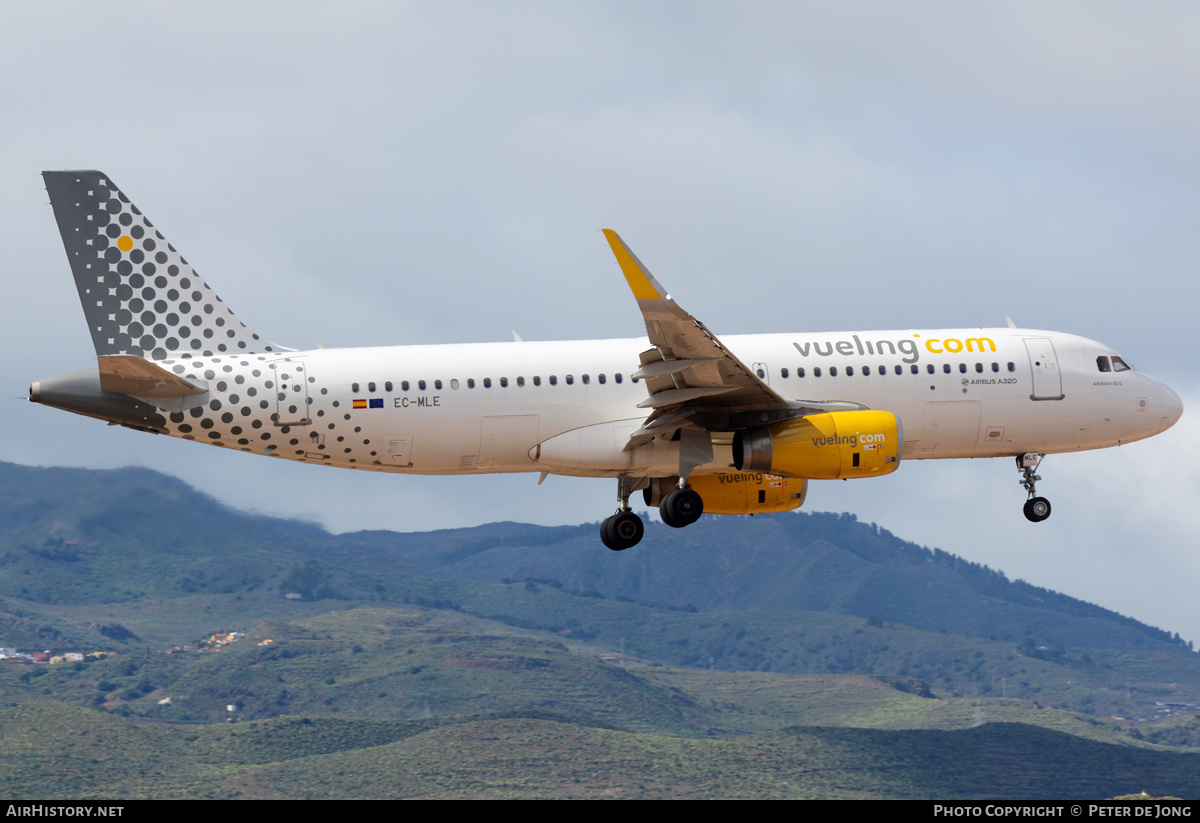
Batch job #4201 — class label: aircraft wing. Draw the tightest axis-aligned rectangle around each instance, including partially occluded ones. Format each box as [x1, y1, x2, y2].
[603, 230, 801, 444]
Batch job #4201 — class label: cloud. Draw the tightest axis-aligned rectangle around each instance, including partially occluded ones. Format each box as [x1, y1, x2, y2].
[4, 2, 1197, 644]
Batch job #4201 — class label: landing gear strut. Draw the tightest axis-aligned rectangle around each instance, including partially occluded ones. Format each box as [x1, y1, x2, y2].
[600, 476, 645, 551]
[1017, 453, 1051, 523]
[659, 429, 708, 529]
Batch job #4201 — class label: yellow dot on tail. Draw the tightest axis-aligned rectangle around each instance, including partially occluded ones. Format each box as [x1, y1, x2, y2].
[117, 236, 133, 252]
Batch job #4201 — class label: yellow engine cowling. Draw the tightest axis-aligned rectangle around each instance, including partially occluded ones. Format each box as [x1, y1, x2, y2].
[732, 410, 902, 480]
[643, 473, 807, 515]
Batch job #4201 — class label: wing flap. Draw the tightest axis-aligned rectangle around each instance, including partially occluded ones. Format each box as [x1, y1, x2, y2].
[635, 386, 738, 409]
[630, 357, 718, 379]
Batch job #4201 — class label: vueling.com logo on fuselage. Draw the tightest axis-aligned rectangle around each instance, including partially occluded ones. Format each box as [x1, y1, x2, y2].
[811, 432, 887, 448]
[793, 334, 996, 364]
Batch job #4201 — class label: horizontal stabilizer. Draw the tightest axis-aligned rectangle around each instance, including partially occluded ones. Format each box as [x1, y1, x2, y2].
[98, 355, 207, 398]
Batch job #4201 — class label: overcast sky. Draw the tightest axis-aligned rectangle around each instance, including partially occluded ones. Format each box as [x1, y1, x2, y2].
[2, 2, 1197, 643]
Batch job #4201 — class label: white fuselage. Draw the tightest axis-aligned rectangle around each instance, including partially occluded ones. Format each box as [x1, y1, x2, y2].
[152, 327, 1179, 479]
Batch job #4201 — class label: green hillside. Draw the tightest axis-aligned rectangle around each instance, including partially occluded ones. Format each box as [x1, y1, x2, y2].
[1, 460, 1198, 798]
[2, 703, 1197, 799]
[358, 512, 1187, 652]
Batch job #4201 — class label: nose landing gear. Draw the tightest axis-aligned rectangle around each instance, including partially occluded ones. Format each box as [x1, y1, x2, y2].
[1017, 453, 1051, 523]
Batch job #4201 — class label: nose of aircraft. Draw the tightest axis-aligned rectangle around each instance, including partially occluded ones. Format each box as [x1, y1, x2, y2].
[1161, 383, 1184, 433]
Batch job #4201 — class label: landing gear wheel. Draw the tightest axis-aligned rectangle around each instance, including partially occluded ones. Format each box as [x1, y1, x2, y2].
[660, 488, 703, 528]
[600, 510, 644, 550]
[1023, 496, 1051, 523]
[612, 511, 644, 549]
[600, 517, 616, 549]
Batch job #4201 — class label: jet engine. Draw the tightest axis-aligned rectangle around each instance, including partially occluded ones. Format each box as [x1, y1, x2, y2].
[732, 410, 902, 479]
[644, 473, 807, 515]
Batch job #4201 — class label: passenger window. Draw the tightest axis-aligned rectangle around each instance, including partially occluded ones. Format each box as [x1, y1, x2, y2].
[483, 378, 492, 388]
[500, 377, 508, 387]
[368, 382, 376, 393]
[846, 366, 854, 376]
[958, 364, 966, 374]
[549, 375, 558, 386]
[517, 376, 525, 387]
[385, 381, 393, 392]
[1096, 356, 1111, 373]
[975, 363, 983, 373]
[467, 378, 475, 389]
[614, 373, 623, 384]
[1007, 362, 1016, 372]
[878, 366, 886, 375]
[756, 368, 765, 378]
[566, 375, 574, 385]
[352, 382, 360, 393]
[814, 367, 822, 378]
[598, 374, 606, 384]
[402, 380, 410, 391]
[451, 379, 460, 389]
[829, 367, 838, 377]
[797, 367, 806, 378]
[435, 379, 443, 390]
[581, 374, 589, 385]
[781, 368, 789, 379]
[419, 380, 427, 390]
[991, 362, 999, 373]
[894, 365, 902, 375]
[943, 364, 951, 374]
[533, 376, 541, 386]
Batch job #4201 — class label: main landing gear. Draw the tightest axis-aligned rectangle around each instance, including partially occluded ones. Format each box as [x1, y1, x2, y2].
[601, 510, 644, 551]
[599, 475, 706, 550]
[600, 430, 713, 550]
[600, 476, 645, 551]
[659, 485, 703, 529]
[1017, 453, 1051, 523]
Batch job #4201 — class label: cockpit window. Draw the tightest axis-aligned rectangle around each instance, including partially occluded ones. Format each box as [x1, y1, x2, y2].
[1096, 356, 1111, 373]
[1111, 356, 1132, 372]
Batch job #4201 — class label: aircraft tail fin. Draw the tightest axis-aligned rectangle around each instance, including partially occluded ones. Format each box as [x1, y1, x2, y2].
[42, 170, 288, 360]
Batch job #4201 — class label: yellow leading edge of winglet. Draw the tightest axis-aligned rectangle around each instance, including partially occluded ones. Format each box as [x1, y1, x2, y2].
[602, 229, 666, 301]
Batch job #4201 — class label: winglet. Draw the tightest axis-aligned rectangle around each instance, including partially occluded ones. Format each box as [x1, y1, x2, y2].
[602, 229, 669, 301]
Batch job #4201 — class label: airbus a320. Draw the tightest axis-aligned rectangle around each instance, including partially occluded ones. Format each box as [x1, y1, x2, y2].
[29, 171, 1183, 550]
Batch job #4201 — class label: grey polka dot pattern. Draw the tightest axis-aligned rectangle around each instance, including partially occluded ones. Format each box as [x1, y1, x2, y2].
[43, 171, 287, 360]
[42, 171, 390, 472]
[151, 353, 382, 470]
[158, 355, 323, 455]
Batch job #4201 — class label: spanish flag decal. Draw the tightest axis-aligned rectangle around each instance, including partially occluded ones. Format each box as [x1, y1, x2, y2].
[352, 399, 367, 409]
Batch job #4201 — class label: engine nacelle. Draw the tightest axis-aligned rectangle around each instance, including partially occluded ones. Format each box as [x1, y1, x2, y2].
[732, 410, 902, 479]
[643, 473, 807, 515]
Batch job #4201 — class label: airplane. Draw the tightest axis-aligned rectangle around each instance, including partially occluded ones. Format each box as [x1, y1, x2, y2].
[29, 170, 1183, 551]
